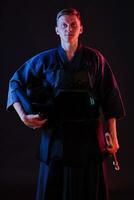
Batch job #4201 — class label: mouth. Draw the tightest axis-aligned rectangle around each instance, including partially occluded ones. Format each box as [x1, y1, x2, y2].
[65, 34, 74, 37]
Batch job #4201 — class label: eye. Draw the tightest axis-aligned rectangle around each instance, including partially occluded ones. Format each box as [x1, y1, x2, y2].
[62, 23, 67, 29]
[71, 22, 77, 28]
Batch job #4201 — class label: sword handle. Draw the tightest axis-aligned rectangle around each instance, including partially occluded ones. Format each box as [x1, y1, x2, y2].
[105, 132, 120, 171]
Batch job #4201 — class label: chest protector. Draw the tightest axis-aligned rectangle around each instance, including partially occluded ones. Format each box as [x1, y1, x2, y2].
[52, 64, 100, 120]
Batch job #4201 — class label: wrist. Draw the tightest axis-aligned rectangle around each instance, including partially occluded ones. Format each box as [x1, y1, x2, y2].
[20, 113, 27, 122]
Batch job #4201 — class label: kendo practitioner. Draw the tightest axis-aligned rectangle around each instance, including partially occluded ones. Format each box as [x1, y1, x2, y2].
[6, 8, 125, 200]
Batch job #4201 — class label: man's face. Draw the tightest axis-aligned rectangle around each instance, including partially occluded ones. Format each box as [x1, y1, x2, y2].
[55, 15, 83, 43]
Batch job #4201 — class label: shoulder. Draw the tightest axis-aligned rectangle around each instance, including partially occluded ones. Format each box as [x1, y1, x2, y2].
[12, 48, 58, 76]
[81, 45, 108, 70]
[80, 45, 111, 76]
[26, 48, 58, 65]
[82, 45, 105, 60]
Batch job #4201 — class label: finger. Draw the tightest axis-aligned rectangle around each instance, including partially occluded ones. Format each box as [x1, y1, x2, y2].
[107, 147, 118, 154]
[32, 125, 41, 129]
[33, 114, 41, 119]
[37, 119, 48, 125]
[35, 116, 48, 122]
[42, 119, 48, 123]
[32, 125, 44, 129]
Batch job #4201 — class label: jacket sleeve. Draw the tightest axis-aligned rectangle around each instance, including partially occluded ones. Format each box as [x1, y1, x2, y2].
[97, 52, 126, 120]
[6, 60, 39, 114]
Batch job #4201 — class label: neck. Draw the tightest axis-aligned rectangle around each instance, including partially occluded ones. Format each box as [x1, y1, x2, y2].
[61, 41, 79, 60]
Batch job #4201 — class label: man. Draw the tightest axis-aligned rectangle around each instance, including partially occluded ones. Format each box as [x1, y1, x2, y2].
[7, 8, 125, 200]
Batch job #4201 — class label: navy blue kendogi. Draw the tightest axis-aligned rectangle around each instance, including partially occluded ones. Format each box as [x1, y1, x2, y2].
[7, 44, 125, 200]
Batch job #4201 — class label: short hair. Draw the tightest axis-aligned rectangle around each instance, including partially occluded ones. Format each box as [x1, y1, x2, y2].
[56, 8, 82, 24]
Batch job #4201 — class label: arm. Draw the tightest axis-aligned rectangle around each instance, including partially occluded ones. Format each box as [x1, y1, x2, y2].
[13, 102, 48, 129]
[7, 56, 48, 129]
[106, 118, 119, 154]
[96, 52, 125, 153]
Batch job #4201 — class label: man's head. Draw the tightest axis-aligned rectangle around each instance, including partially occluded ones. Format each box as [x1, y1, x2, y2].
[55, 8, 83, 44]
[56, 8, 82, 25]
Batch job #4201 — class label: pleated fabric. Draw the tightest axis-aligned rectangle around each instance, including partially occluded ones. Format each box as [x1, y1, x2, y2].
[35, 159, 109, 200]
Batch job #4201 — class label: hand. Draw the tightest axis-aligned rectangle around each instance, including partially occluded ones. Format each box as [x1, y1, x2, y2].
[105, 132, 120, 171]
[105, 132, 119, 154]
[21, 114, 48, 129]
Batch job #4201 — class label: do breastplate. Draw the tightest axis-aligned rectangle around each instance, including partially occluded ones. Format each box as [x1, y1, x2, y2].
[53, 66, 99, 120]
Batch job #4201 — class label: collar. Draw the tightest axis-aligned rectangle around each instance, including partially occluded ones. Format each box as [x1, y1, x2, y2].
[57, 43, 83, 64]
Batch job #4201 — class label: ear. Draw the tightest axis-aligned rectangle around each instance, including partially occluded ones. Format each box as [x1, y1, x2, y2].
[79, 25, 83, 34]
[55, 27, 59, 35]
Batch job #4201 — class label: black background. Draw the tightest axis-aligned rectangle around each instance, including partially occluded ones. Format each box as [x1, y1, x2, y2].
[1, 0, 133, 199]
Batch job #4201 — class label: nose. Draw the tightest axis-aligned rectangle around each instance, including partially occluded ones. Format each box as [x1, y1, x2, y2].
[66, 25, 72, 32]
